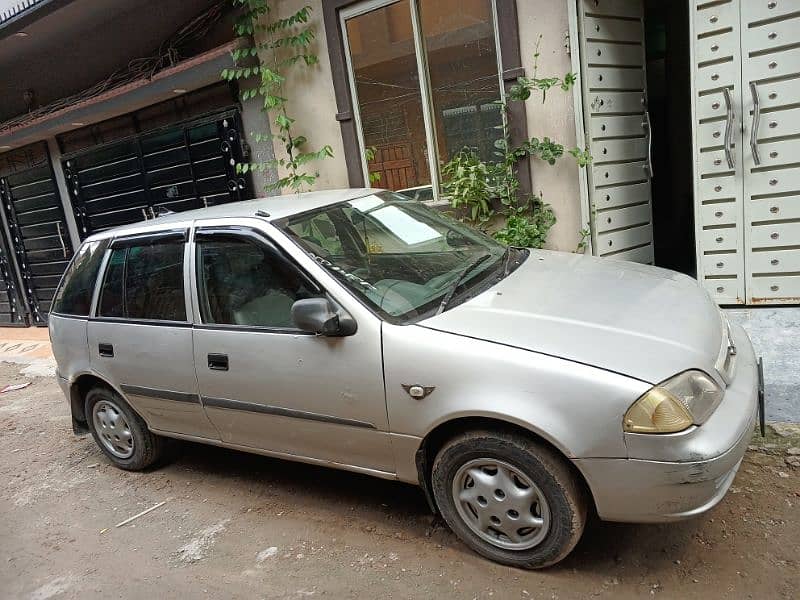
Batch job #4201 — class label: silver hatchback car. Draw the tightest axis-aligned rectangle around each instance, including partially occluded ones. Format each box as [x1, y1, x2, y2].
[50, 189, 760, 568]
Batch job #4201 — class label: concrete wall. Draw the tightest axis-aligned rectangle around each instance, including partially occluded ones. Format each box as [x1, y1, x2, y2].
[259, 0, 583, 251]
[516, 0, 583, 252]
[253, 0, 350, 191]
[238, 76, 280, 195]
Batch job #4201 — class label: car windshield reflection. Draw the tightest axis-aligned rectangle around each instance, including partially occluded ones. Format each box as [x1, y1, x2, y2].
[277, 191, 512, 323]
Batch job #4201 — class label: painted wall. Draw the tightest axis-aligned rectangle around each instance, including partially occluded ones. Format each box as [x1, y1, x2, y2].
[516, 0, 583, 252]
[255, 0, 583, 251]
[253, 0, 350, 191]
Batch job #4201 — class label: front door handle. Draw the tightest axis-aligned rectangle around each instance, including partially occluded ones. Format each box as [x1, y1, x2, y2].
[208, 353, 229, 371]
[643, 109, 654, 178]
[722, 87, 735, 169]
[98, 343, 114, 358]
[749, 81, 762, 166]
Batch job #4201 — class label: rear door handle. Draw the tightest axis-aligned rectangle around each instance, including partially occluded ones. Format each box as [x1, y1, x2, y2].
[208, 353, 229, 371]
[98, 343, 114, 358]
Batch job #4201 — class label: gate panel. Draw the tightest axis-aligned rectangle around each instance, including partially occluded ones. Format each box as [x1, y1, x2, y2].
[741, 1, 800, 303]
[0, 224, 26, 326]
[689, 0, 746, 304]
[0, 143, 73, 325]
[63, 112, 248, 239]
[578, 0, 655, 263]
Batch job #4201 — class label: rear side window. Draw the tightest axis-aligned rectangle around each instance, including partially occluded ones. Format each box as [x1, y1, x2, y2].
[51, 239, 109, 316]
[98, 241, 186, 321]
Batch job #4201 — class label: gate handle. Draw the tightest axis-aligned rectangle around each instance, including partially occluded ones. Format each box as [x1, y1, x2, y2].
[643, 110, 654, 178]
[749, 82, 762, 166]
[56, 222, 67, 258]
[722, 87, 735, 169]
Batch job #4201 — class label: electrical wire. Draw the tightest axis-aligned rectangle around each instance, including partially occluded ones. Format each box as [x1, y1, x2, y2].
[0, 0, 228, 134]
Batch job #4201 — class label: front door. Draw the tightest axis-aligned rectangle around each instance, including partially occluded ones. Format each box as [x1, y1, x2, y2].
[87, 230, 217, 438]
[190, 226, 394, 474]
[577, 0, 656, 263]
[690, 0, 800, 304]
[740, 1, 800, 303]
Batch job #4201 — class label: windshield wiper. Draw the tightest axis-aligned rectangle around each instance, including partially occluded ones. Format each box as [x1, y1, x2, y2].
[436, 253, 492, 315]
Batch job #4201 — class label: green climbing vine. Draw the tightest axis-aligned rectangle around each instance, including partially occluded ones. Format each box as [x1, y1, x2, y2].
[441, 35, 592, 249]
[223, 1, 333, 192]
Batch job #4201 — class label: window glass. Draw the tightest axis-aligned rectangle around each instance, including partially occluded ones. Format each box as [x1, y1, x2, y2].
[51, 239, 108, 316]
[196, 237, 316, 328]
[279, 191, 513, 323]
[345, 0, 431, 191]
[343, 0, 503, 195]
[98, 242, 186, 321]
[420, 0, 503, 164]
[98, 248, 126, 318]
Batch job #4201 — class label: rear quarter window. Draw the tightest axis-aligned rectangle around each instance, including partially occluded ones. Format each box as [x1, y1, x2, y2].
[51, 239, 109, 316]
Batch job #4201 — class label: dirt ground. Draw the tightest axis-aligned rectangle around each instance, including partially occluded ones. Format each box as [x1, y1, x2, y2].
[1, 363, 798, 600]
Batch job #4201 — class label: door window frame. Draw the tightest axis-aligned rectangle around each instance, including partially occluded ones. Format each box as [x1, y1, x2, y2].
[189, 225, 324, 334]
[323, 0, 531, 198]
[89, 229, 192, 326]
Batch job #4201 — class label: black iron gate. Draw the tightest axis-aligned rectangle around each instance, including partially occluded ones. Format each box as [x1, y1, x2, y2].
[0, 143, 73, 325]
[0, 222, 26, 326]
[63, 111, 249, 239]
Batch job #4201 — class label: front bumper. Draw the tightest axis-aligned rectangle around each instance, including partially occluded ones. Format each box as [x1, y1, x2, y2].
[574, 324, 759, 523]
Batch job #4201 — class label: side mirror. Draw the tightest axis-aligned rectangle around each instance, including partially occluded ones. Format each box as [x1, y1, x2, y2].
[291, 298, 357, 337]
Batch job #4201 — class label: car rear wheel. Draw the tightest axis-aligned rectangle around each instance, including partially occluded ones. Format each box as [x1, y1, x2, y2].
[431, 429, 587, 569]
[85, 386, 164, 470]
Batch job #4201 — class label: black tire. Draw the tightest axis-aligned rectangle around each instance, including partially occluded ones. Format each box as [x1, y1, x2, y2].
[85, 386, 164, 471]
[431, 429, 587, 569]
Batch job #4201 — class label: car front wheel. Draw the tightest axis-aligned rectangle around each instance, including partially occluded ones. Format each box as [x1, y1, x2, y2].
[85, 386, 164, 470]
[431, 429, 587, 569]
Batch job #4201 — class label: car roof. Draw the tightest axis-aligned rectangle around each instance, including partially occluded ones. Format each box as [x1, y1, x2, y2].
[85, 188, 377, 242]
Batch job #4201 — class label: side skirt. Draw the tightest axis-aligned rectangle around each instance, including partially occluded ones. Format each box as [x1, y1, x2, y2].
[149, 427, 402, 483]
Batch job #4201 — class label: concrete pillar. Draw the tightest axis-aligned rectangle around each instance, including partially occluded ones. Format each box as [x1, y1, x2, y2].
[238, 75, 279, 196]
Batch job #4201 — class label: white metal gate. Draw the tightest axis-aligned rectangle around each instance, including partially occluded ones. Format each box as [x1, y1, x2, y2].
[577, 0, 655, 264]
[691, 0, 800, 304]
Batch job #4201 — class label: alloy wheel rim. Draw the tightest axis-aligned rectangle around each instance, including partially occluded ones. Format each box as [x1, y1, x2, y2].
[92, 400, 134, 459]
[452, 458, 550, 551]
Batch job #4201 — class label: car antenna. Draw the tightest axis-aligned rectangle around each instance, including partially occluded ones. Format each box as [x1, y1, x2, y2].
[255, 210, 270, 218]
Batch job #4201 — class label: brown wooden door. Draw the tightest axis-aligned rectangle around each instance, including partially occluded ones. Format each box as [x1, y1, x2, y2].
[367, 143, 417, 190]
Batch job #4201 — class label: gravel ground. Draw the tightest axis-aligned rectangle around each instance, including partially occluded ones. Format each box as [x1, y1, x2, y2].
[1, 363, 799, 600]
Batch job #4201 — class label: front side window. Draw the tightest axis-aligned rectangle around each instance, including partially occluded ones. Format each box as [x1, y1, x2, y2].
[196, 235, 317, 328]
[98, 241, 186, 321]
[51, 239, 109, 316]
[342, 0, 503, 199]
[277, 192, 515, 323]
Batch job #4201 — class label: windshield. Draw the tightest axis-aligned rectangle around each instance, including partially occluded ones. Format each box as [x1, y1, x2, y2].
[276, 191, 515, 323]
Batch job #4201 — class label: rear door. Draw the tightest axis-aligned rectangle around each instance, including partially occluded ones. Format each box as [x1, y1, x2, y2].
[190, 225, 394, 474]
[87, 229, 217, 439]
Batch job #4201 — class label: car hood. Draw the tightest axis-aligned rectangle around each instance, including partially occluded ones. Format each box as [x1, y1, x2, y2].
[418, 250, 723, 384]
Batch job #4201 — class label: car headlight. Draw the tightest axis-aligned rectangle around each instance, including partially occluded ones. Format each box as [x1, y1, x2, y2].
[623, 370, 724, 434]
